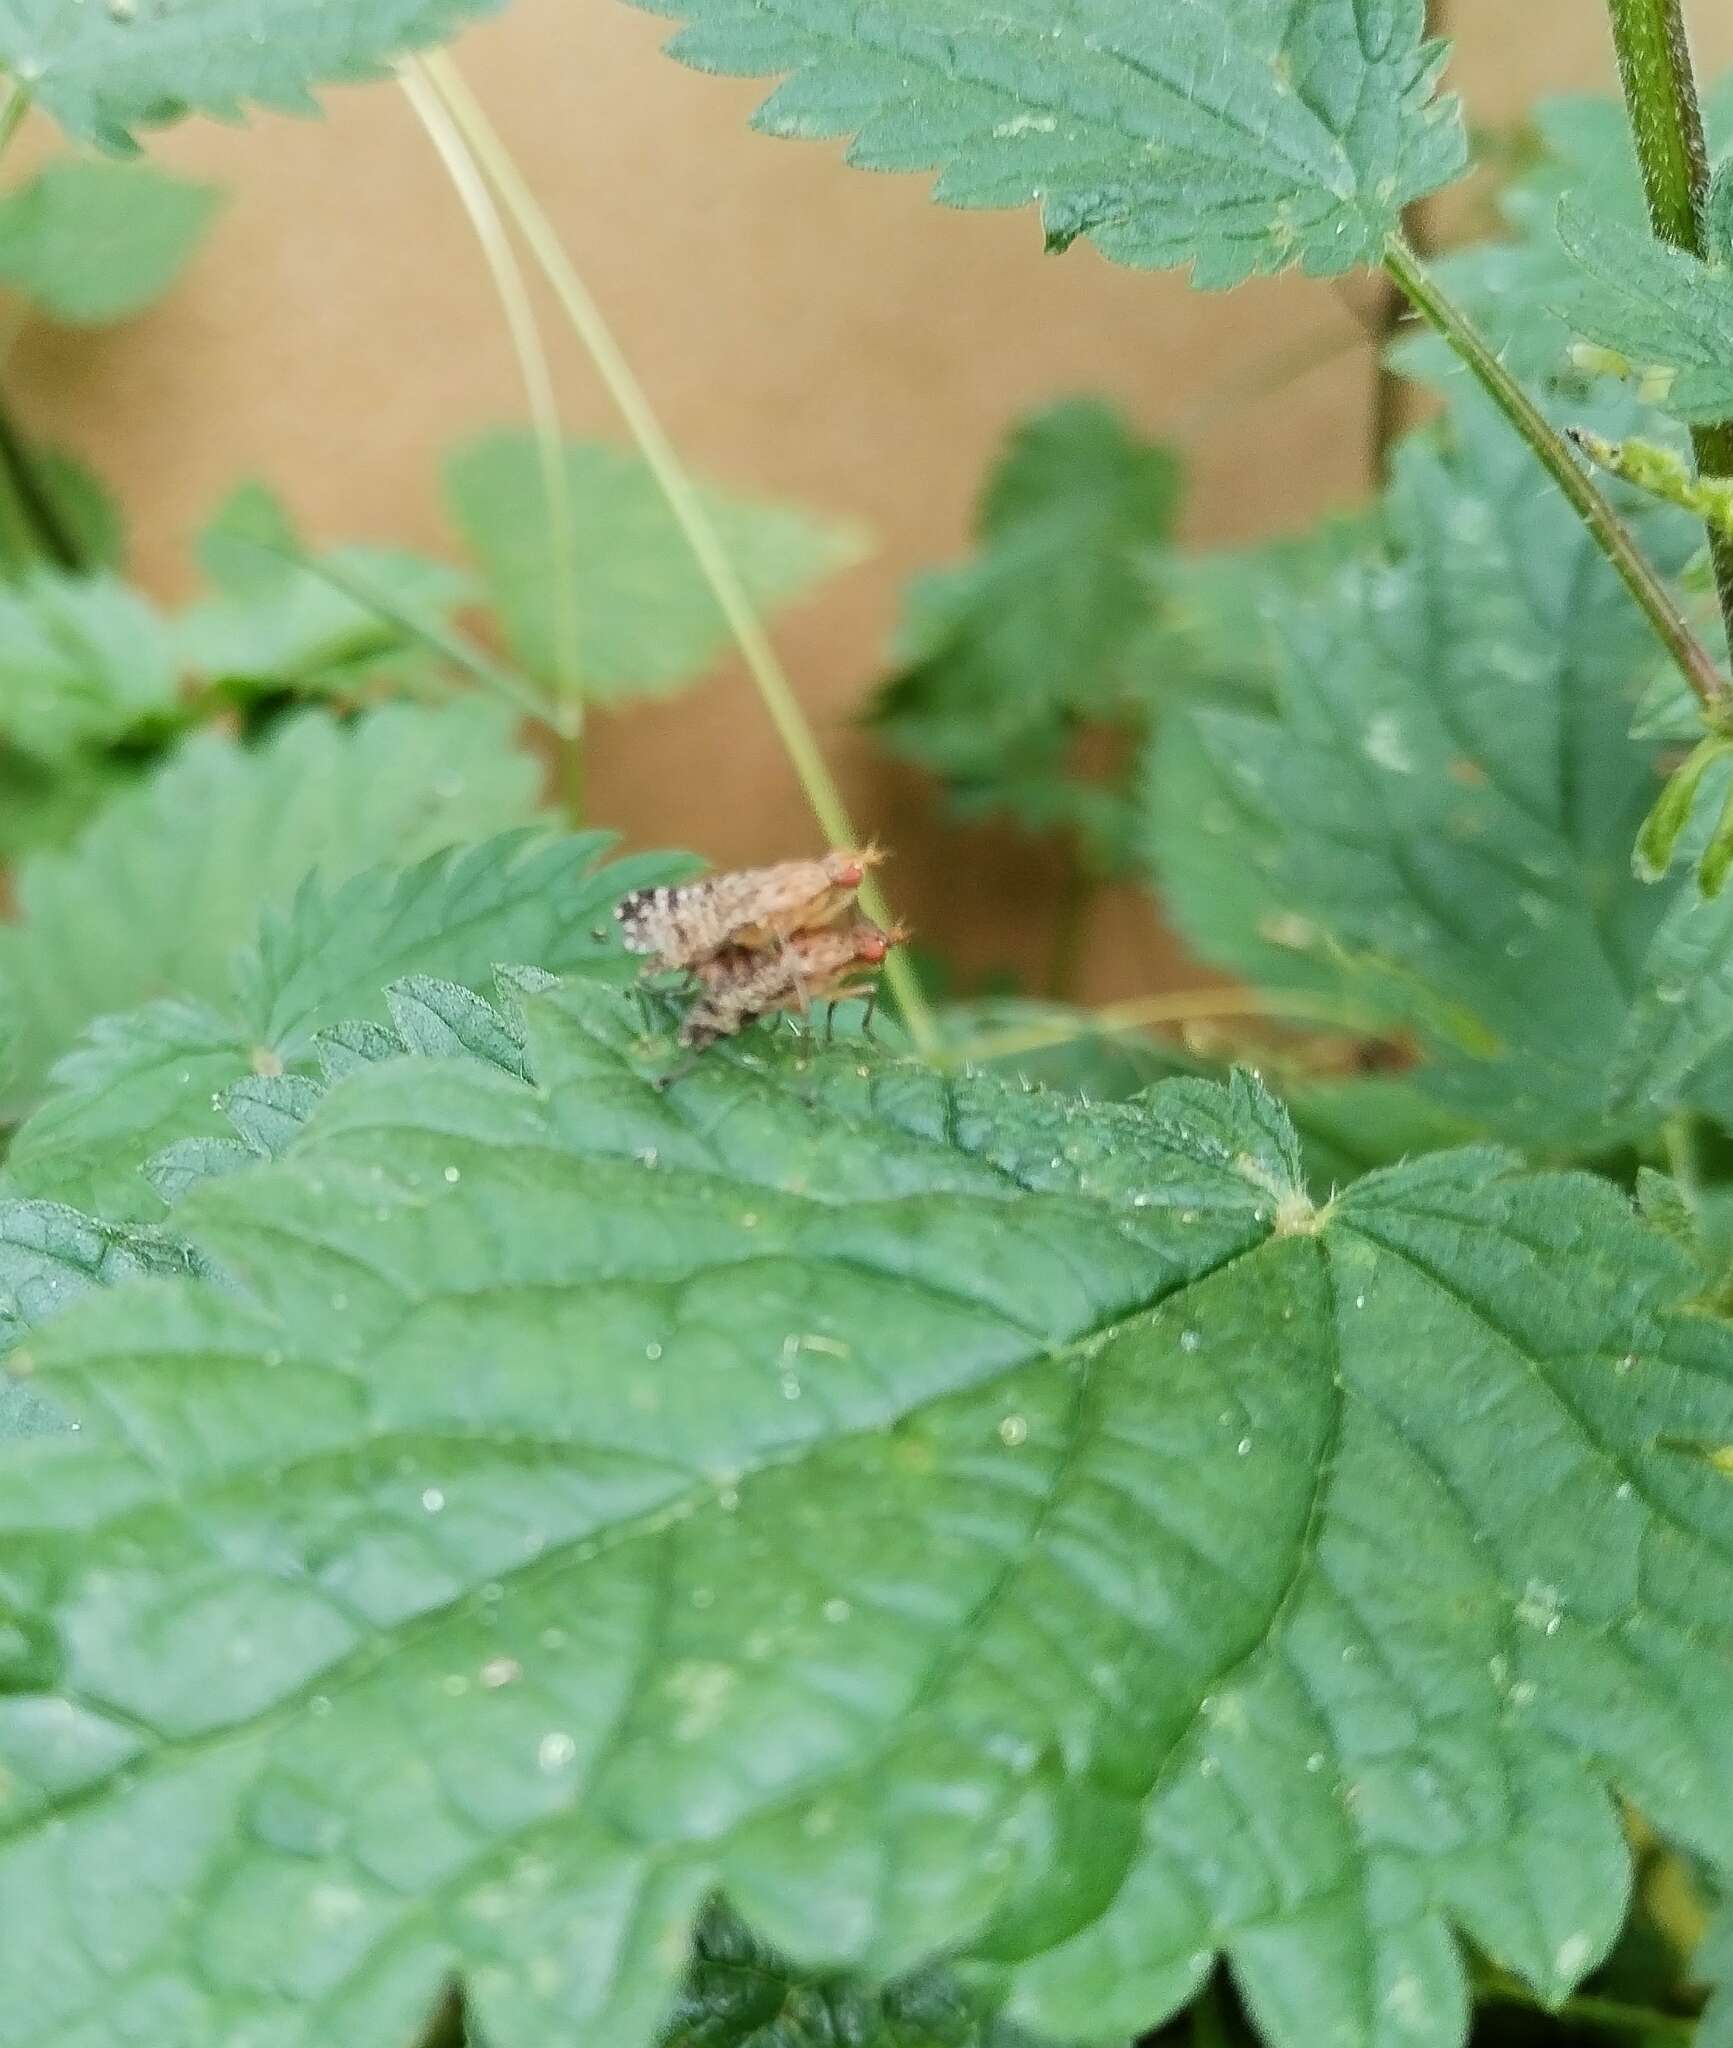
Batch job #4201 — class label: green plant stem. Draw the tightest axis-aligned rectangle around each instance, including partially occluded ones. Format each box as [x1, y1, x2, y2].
[416, 50, 938, 1056]
[935, 986, 1380, 1072]
[554, 730, 584, 822]
[0, 390, 80, 573]
[1045, 856, 1097, 1001]
[1664, 1111, 1704, 1211]
[1384, 229, 1732, 722]
[399, 58, 584, 808]
[0, 84, 80, 579]
[1604, 0, 1733, 652]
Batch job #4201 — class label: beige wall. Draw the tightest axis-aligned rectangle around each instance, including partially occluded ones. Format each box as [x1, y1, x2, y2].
[19, 0, 1733, 999]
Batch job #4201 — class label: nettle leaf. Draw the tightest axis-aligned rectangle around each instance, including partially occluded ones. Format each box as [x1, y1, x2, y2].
[1146, 388, 1705, 1151]
[445, 433, 864, 702]
[0, 698, 542, 1117]
[1555, 197, 1733, 427]
[0, 1197, 200, 1363]
[625, 0, 1466, 286]
[1393, 79, 1733, 390]
[176, 480, 473, 691]
[12, 870, 670, 1222]
[3, 997, 1733, 2048]
[868, 399, 1178, 870]
[5, 830, 688, 1220]
[0, 156, 220, 322]
[0, 0, 508, 151]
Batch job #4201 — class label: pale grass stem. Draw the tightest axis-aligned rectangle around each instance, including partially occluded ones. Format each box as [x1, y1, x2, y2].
[398, 56, 585, 820]
[414, 50, 938, 1054]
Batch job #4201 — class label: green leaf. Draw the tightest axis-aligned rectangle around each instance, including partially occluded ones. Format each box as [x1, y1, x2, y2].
[1394, 79, 1733, 389]
[868, 399, 1178, 868]
[1145, 388, 1704, 1151]
[0, 1197, 200, 1363]
[626, 0, 1465, 287]
[34, 446, 125, 570]
[175, 481, 473, 690]
[0, 0, 508, 152]
[1555, 196, 1733, 427]
[0, 567, 175, 761]
[0, 156, 219, 321]
[3, 1008, 1732, 2048]
[0, 745, 140, 864]
[0, 699, 543, 1118]
[4, 830, 691, 1219]
[445, 433, 863, 702]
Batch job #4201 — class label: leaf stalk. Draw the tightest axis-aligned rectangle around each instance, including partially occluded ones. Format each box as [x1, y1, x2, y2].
[1383, 230, 1732, 723]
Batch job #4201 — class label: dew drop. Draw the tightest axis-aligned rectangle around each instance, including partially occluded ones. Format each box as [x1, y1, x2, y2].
[422, 1488, 445, 1513]
[998, 1414, 1029, 1447]
[1237, 1437, 1253, 1457]
[644, 1341, 663, 1361]
[444, 1166, 462, 1184]
[538, 1732, 577, 1770]
[822, 1597, 852, 1623]
[1179, 1329, 1201, 1353]
[480, 1657, 521, 1689]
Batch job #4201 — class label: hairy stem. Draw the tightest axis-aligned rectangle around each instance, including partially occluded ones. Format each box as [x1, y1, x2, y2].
[415, 51, 938, 1053]
[399, 58, 584, 802]
[1605, 0, 1733, 654]
[1384, 230, 1731, 720]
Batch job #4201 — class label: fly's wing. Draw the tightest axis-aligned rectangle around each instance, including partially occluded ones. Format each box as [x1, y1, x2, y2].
[618, 861, 839, 971]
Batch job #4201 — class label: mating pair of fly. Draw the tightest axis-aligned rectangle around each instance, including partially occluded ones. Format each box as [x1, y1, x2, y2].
[613, 845, 905, 1081]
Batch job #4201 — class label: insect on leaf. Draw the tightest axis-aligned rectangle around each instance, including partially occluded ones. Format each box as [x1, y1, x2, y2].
[0, 699, 545, 1120]
[4, 829, 691, 1221]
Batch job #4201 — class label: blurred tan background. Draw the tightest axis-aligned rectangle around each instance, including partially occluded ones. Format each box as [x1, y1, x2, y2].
[14, 0, 1733, 1000]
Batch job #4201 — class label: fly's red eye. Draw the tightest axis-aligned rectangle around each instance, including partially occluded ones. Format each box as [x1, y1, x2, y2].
[859, 934, 888, 962]
[837, 860, 864, 887]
